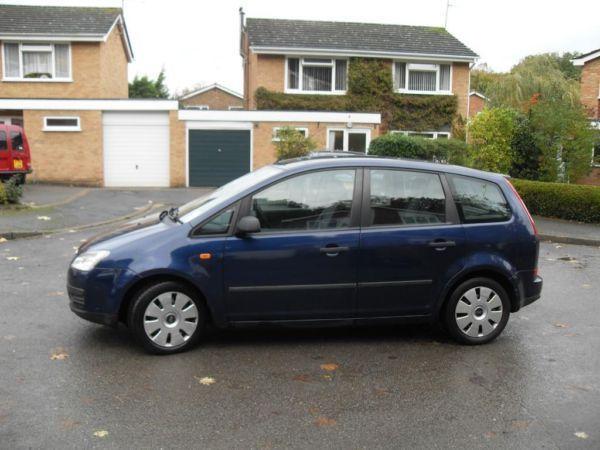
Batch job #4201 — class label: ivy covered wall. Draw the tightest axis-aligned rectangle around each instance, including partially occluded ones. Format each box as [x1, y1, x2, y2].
[255, 58, 459, 133]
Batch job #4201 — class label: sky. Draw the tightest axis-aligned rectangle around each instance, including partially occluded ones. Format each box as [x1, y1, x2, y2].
[6, 0, 600, 95]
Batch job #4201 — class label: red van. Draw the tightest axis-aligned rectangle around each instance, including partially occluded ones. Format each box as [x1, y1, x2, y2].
[0, 124, 32, 184]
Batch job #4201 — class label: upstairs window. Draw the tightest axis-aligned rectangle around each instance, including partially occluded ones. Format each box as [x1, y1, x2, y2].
[286, 57, 347, 93]
[2, 43, 71, 80]
[393, 62, 451, 94]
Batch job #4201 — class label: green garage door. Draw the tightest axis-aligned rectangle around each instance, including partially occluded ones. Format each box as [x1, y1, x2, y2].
[188, 130, 251, 187]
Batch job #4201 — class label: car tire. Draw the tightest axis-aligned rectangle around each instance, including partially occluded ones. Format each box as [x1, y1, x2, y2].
[443, 277, 510, 345]
[127, 281, 206, 355]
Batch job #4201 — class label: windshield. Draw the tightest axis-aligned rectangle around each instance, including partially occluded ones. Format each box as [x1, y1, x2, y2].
[179, 165, 284, 223]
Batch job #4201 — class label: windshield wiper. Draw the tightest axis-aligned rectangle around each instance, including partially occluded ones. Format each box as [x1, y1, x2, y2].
[159, 207, 183, 224]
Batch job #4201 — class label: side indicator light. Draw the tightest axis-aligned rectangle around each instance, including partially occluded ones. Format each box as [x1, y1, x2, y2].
[199, 253, 212, 260]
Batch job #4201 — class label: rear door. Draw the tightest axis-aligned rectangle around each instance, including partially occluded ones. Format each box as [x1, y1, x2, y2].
[8, 128, 26, 172]
[0, 129, 9, 173]
[356, 168, 466, 317]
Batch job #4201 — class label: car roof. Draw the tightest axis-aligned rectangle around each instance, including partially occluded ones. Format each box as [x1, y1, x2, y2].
[275, 154, 506, 182]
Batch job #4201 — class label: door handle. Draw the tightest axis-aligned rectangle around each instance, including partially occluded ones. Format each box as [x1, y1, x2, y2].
[320, 246, 350, 256]
[428, 240, 456, 249]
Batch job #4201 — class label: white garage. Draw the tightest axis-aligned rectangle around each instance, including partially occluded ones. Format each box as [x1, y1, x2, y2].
[103, 111, 170, 187]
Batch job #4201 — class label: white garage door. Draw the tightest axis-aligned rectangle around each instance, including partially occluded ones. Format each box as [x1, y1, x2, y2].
[103, 112, 170, 187]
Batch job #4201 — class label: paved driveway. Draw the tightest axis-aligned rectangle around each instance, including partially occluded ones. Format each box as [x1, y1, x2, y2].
[0, 231, 599, 448]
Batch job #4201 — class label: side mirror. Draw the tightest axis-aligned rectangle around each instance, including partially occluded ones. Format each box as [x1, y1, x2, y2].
[236, 215, 261, 236]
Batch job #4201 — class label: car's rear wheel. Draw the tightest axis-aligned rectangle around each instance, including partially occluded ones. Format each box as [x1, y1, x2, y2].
[443, 277, 510, 345]
[128, 281, 206, 354]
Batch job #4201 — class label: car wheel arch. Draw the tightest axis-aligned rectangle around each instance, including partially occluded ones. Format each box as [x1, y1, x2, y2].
[118, 272, 215, 326]
[435, 266, 520, 319]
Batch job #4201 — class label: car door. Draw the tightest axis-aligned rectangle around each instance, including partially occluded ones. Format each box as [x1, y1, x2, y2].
[223, 168, 362, 322]
[356, 168, 466, 317]
[0, 129, 9, 174]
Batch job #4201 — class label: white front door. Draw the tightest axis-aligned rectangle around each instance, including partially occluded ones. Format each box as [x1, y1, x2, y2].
[327, 128, 371, 153]
[103, 112, 170, 187]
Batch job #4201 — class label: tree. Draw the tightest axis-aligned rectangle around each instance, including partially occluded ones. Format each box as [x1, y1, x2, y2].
[129, 70, 169, 98]
[528, 100, 594, 182]
[468, 107, 519, 173]
[274, 127, 316, 160]
[510, 115, 542, 180]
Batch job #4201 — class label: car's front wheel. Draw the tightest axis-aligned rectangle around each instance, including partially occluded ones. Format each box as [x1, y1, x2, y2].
[128, 281, 206, 354]
[443, 277, 510, 345]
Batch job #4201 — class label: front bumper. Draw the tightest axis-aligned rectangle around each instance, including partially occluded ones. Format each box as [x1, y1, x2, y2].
[67, 266, 139, 326]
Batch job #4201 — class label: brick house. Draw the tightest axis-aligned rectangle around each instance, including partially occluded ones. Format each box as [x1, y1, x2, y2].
[240, 15, 478, 145]
[468, 91, 487, 117]
[572, 50, 600, 176]
[179, 83, 244, 110]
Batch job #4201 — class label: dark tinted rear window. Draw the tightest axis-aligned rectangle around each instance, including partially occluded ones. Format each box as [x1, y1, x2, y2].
[448, 174, 511, 223]
[10, 131, 23, 151]
[0, 131, 6, 151]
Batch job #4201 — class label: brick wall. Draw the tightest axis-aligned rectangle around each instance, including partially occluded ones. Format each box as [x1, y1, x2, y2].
[169, 111, 186, 187]
[246, 54, 285, 109]
[452, 62, 470, 119]
[580, 58, 600, 119]
[181, 88, 243, 110]
[0, 27, 128, 99]
[23, 110, 104, 185]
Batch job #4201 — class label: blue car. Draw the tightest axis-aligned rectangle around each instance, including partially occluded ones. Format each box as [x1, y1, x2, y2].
[68, 153, 542, 354]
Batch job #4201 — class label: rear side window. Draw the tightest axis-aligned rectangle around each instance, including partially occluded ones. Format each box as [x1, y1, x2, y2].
[369, 169, 446, 226]
[448, 175, 511, 223]
[10, 131, 23, 151]
[0, 131, 6, 151]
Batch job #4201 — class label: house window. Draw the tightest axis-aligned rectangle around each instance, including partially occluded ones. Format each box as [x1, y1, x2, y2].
[272, 127, 309, 141]
[392, 130, 451, 139]
[393, 62, 452, 94]
[327, 128, 371, 153]
[2, 43, 71, 80]
[228, 106, 244, 111]
[43, 117, 81, 132]
[286, 57, 348, 94]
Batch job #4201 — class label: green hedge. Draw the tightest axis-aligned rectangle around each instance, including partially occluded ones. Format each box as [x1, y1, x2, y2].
[368, 133, 470, 165]
[511, 179, 600, 223]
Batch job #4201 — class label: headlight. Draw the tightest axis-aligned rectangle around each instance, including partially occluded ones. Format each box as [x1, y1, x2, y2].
[71, 250, 110, 272]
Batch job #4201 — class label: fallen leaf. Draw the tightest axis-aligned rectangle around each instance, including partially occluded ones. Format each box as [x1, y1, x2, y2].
[554, 322, 569, 329]
[322, 374, 333, 381]
[563, 333, 578, 337]
[5, 256, 19, 261]
[582, 284, 591, 289]
[574, 431, 588, 439]
[511, 420, 531, 430]
[555, 245, 562, 248]
[47, 291, 65, 297]
[320, 363, 339, 372]
[314, 416, 337, 427]
[37, 216, 51, 221]
[0, 237, 7, 243]
[68, 229, 76, 233]
[374, 387, 391, 396]
[3, 335, 15, 341]
[292, 374, 311, 383]
[483, 431, 497, 439]
[50, 348, 69, 361]
[93, 430, 109, 438]
[194, 376, 215, 386]
[61, 419, 80, 430]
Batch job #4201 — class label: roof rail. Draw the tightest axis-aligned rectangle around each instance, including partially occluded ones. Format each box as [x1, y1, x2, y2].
[277, 150, 377, 164]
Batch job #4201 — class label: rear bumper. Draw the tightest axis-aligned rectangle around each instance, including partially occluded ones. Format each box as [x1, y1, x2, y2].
[517, 275, 543, 310]
[0, 169, 32, 175]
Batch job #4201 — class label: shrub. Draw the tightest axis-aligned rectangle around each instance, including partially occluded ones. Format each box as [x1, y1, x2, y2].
[511, 178, 600, 223]
[368, 133, 470, 165]
[274, 127, 317, 160]
[0, 182, 8, 205]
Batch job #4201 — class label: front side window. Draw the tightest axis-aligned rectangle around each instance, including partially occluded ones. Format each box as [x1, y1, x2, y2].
[251, 169, 356, 231]
[3, 43, 71, 80]
[369, 169, 446, 226]
[286, 57, 348, 93]
[10, 131, 23, 151]
[448, 175, 511, 223]
[193, 208, 235, 236]
[394, 62, 452, 94]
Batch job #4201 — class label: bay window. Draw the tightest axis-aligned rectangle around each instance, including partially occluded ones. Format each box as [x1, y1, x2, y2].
[286, 57, 347, 93]
[393, 62, 452, 94]
[2, 43, 71, 80]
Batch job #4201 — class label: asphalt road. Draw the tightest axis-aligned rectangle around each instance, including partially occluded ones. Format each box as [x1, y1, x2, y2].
[1, 230, 599, 449]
